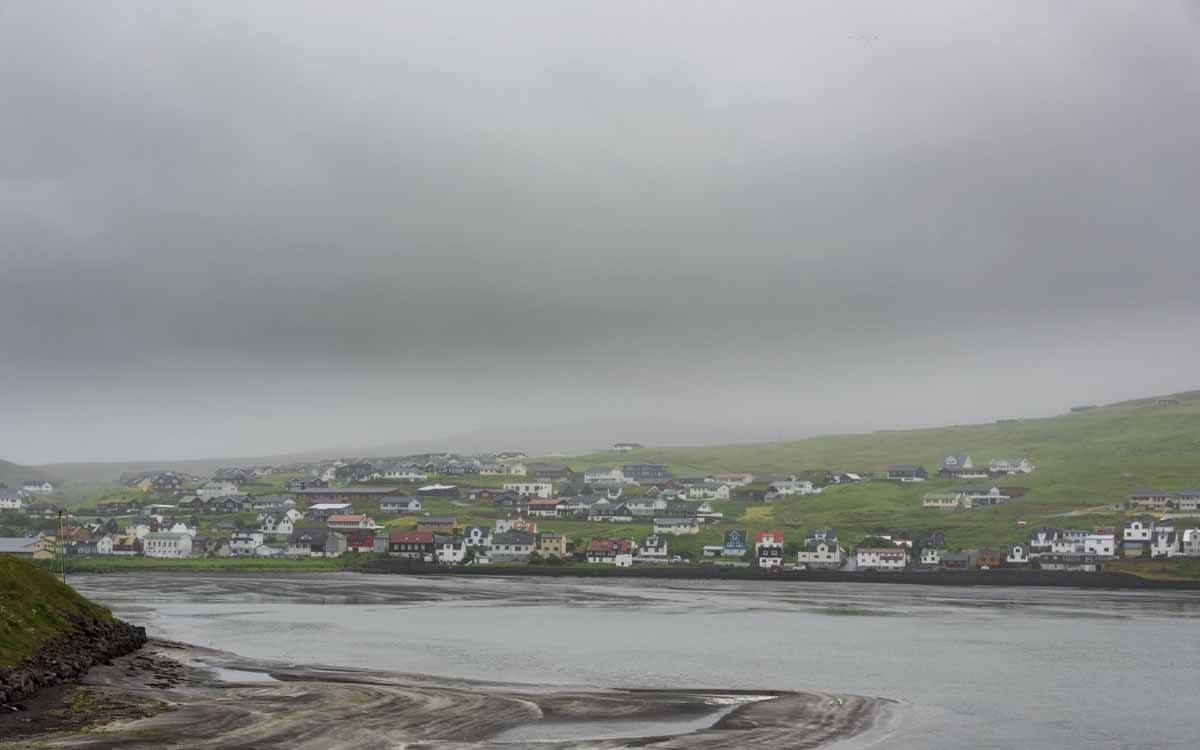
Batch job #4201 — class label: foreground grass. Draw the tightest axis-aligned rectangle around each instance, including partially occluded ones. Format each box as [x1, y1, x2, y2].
[0, 557, 113, 667]
[1106, 558, 1200, 581]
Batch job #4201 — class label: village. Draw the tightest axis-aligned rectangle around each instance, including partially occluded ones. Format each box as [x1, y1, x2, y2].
[2, 446, 1199, 574]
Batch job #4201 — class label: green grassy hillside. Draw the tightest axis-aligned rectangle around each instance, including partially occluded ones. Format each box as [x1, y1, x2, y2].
[555, 391, 1200, 550]
[0, 557, 114, 667]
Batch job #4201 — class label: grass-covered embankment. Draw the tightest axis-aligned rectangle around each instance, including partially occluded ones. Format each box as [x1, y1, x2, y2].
[0, 557, 114, 667]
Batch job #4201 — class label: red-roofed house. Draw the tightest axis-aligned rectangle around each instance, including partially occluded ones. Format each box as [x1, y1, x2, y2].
[388, 530, 434, 559]
[327, 514, 377, 530]
[344, 529, 376, 553]
[527, 498, 564, 517]
[585, 537, 635, 567]
[755, 530, 785, 569]
[856, 547, 909, 571]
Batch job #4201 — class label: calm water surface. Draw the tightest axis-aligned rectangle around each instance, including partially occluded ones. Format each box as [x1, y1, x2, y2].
[72, 572, 1200, 749]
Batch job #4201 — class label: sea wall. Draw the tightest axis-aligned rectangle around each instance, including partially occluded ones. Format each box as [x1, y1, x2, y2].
[0, 616, 147, 707]
[363, 558, 1200, 589]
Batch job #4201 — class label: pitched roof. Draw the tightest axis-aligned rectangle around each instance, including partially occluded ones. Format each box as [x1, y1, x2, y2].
[326, 514, 367, 523]
[493, 530, 536, 545]
[388, 530, 434, 544]
[586, 537, 633, 554]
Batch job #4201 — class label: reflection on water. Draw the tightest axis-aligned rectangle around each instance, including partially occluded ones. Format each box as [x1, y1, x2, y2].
[73, 572, 1200, 750]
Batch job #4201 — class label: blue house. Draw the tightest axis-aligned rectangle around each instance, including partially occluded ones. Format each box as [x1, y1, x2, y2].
[723, 529, 748, 557]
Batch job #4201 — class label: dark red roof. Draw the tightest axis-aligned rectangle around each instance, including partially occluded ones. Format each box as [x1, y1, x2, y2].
[586, 537, 633, 554]
[755, 530, 784, 544]
[345, 529, 375, 546]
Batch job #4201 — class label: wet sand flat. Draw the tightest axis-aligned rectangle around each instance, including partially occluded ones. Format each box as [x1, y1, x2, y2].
[0, 640, 891, 749]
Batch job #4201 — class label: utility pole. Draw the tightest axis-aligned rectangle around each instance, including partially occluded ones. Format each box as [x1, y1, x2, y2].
[56, 509, 68, 583]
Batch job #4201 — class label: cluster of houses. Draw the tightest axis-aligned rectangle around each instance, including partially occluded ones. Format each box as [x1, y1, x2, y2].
[9, 445, 1200, 576]
[887, 453, 1036, 483]
[0, 481, 57, 512]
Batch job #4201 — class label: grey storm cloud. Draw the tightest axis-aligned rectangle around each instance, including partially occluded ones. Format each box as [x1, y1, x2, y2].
[2, 1, 1199, 462]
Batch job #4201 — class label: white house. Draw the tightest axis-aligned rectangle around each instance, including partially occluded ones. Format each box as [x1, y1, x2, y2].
[990, 458, 1035, 475]
[639, 534, 669, 560]
[229, 531, 266, 557]
[939, 454, 973, 470]
[22, 480, 54, 494]
[957, 485, 1011, 508]
[0, 491, 24, 511]
[307, 502, 354, 519]
[258, 513, 294, 539]
[463, 525, 492, 549]
[797, 539, 846, 569]
[505, 462, 528, 477]
[527, 498, 564, 517]
[380, 496, 422, 514]
[1175, 490, 1200, 511]
[687, 483, 732, 500]
[1006, 544, 1029, 565]
[198, 480, 239, 500]
[376, 466, 428, 481]
[755, 531, 785, 569]
[1182, 529, 1200, 557]
[584, 466, 625, 484]
[856, 547, 909, 571]
[327, 514, 377, 530]
[143, 532, 192, 558]
[503, 482, 554, 499]
[768, 480, 817, 497]
[1083, 533, 1116, 559]
[1149, 528, 1180, 558]
[490, 530, 536, 561]
[923, 492, 965, 510]
[434, 536, 467, 565]
[653, 516, 701, 535]
[920, 547, 944, 566]
[1123, 520, 1152, 543]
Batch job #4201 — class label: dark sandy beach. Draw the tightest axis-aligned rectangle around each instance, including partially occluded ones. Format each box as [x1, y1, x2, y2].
[0, 639, 891, 749]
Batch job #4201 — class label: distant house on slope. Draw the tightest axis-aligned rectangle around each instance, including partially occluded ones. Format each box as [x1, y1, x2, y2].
[989, 458, 1035, 475]
[886, 465, 928, 482]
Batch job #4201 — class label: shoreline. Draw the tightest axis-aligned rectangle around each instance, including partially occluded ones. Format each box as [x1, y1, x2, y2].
[0, 640, 894, 749]
[362, 559, 1200, 589]
[55, 557, 1200, 589]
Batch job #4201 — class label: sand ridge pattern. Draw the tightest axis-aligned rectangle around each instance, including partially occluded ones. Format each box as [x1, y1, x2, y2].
[1, 641, 893, 749]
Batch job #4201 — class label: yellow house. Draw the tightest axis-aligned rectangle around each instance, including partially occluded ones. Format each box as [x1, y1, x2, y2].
[537, 532, 567, 558]
[133, 478, 154, 493]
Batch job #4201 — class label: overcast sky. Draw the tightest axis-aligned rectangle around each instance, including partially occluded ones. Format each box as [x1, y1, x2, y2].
[2, 1, 1199, 464]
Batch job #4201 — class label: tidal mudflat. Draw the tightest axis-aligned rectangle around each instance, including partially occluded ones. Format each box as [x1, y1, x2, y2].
[26, 572, 1200, 749]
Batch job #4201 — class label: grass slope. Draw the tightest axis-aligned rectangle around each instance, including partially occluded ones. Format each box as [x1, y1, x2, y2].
[0, 460, 52, 490]
[557, 391, 1200, 550]
[0, 557, 113, 667]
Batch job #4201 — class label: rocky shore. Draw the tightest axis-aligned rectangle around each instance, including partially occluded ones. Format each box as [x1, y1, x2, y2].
[0, 616, 147, 710]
